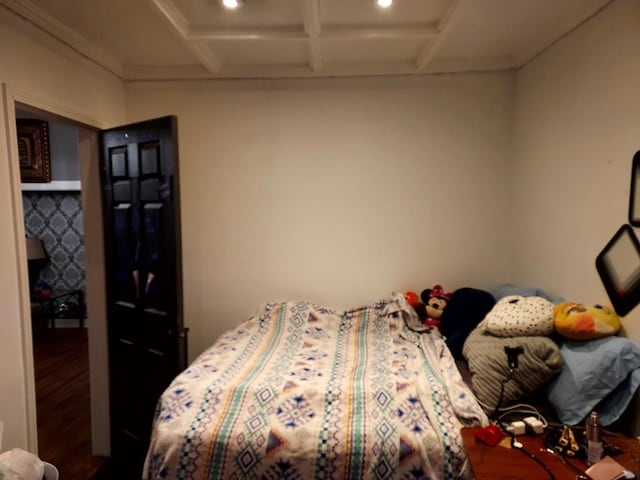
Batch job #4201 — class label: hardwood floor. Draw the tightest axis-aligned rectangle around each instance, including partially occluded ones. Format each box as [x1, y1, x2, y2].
[33, 327, 108, 479]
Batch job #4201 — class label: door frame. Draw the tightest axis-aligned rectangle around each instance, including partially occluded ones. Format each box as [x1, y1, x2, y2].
[3, 83, 111, 455]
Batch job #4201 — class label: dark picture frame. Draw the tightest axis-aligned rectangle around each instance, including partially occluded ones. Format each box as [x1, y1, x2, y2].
[595, 224, 640, 316]
[17, 118, 51, 183]
[628, 150, 640, 226]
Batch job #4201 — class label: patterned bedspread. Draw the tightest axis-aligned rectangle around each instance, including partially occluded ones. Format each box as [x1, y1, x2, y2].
[143, 293, 488, 479]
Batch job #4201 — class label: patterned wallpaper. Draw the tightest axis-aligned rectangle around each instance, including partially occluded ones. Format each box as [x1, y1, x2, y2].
[23, 191, 85, 294]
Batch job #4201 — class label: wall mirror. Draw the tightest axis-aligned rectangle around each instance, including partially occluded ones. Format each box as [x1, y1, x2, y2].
[628, 150, 640, 226]
[596, 224, 640, 316]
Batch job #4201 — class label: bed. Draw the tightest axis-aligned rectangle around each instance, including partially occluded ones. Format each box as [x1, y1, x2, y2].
[143, 293, 488, 479]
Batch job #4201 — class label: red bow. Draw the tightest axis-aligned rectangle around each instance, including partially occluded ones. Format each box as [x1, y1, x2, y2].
[430, 284, 451, 301]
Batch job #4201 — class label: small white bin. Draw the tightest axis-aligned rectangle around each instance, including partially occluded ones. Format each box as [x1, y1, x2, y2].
[42, 462, 59, 480]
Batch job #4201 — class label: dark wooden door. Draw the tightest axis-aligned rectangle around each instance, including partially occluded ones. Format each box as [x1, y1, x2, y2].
[99, 116, 187, 476]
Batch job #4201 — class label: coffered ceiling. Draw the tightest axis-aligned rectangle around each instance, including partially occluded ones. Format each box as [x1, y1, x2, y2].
[0, 0, 614, 81]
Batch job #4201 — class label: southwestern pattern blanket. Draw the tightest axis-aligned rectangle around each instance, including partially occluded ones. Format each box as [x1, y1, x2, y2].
[143, 294, 488, 479]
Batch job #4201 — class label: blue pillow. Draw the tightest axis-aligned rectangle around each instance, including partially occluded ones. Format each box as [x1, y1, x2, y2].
[490, 283, 563, 304]
[546, 336, 640, 425]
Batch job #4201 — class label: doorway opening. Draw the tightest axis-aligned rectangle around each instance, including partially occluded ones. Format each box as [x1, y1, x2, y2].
[14, 100, 110, 478]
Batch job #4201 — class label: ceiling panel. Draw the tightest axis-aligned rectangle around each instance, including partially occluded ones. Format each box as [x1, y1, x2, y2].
[176, 0, 304, 29]
[0, 0, 616, 80]
[323, 37, 426, 64]
[320, 0, 451, 27]
[28, 0, 197, 66]
[437, 0, 612, 65]
[212, 38, 308, 65]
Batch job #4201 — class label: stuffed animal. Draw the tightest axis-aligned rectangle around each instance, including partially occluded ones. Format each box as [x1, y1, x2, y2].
[440, 288, 496, 359]
[404, 290, 426, 319]
[553, 302, 621, 340]
[420, 284, 452, 328]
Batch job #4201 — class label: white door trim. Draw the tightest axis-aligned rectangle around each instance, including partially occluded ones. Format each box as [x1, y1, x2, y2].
[3, 82, 111, 456]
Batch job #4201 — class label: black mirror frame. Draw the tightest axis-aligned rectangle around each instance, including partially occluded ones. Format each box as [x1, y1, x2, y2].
[628, 150, 640, 226]
[595, 224, 640, 317]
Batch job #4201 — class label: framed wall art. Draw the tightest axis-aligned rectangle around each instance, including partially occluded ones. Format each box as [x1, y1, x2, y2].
[17, 118, 51, 183]
[628, 150, 640, 226]
[596, 224, 640, 316]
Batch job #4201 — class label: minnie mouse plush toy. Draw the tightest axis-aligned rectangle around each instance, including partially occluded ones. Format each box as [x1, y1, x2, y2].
[420, 284, 452, 329]
[404, 284, 452, 329]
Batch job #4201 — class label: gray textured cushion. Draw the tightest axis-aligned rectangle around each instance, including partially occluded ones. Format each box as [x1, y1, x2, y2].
[463, 323, 563, 410]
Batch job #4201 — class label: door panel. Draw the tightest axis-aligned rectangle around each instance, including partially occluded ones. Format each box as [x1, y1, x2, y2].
[142, 203, 167, 308]
[100, 116, 186, 477]
[113, 205, 137, 301]
[112, 303, 137, 342]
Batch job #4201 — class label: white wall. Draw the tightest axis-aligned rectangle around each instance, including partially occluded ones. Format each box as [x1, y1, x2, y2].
[125, 73, 516, 359]
[0, 8, 125, 452]
[49, 123, 80, 181]
[512, 0, 640, 339]
[3, 0, 638, 454]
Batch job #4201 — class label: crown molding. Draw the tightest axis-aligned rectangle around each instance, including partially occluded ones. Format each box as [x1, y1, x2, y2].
[0, 0, 124, 77]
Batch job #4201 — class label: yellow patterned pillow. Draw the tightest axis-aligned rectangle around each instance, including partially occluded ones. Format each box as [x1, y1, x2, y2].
[553, 302, 621, 340]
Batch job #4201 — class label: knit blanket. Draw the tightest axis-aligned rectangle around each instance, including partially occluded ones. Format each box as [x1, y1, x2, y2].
[143, 294, 487, 479]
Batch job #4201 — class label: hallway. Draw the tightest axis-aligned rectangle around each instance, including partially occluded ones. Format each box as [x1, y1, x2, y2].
[33, 327, 107, 479]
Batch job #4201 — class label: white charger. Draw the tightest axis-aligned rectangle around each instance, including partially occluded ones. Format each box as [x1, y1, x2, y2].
[506, 420, 526, 435]
[523, 416, 545, 434]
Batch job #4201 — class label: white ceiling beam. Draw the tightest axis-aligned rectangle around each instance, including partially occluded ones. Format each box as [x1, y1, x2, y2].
[187, 41, 222, 73]
[123, 54, 516, 81]
[215, 60, 435, 79]
[306, 39, 323, 72]
[188, 27, 307, 41]
[147, 0, 189, 35]
[0, 0, 124, 77]
[302, 0, 321, 36]
[187, 26, 438, 41]
[301, 0, 322, 71]
[323, 26, 438, 40]
[147, 0, 222, 73]
[416, 0, 461, 70]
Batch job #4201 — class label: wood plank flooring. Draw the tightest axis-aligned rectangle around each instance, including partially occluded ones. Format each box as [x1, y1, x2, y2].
[33, 327, 108, 479]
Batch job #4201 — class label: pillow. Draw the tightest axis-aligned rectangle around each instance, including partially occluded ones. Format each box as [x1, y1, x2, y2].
[484, 295, 554, 337]
[463, 324, 563, 409]
[490, 283, 563, 303]
[546, 336, 640, 425]
[553, 302, 621, 340]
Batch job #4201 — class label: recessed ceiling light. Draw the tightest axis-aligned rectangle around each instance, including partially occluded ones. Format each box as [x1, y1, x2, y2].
[377, 0, 392, 8]
[221, 0, 242, 9]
